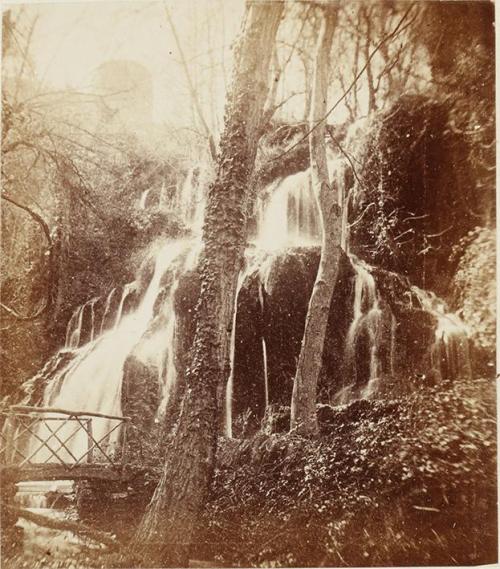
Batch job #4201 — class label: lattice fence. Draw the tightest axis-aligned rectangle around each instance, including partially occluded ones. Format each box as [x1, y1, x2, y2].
[0, 406, 130, 471]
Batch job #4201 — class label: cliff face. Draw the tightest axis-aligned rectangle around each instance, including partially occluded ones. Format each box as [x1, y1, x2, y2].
[349, 95, 477, 297]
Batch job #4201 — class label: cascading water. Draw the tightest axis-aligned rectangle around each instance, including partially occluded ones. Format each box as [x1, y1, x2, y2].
[65, 304, 84, 350]
[258, 283, 269, 409]
[345, 255, 384, 395]
[256, 170, 321, 249]
[178, 167, 206, 233]
[225, 248, 275, 437]
[139, 188, 152, 209]
[336, 255, 386, 402]
[255, 153, 347, 250]
[225, 270, 247, 438]
[64, 297, 100, 349]
[88, 298, 98, 343]
[411, 286, 472, 381]
[31, 152, 474, 450]
[113, 282, 136, 330]
[15, 481, 74, 510]
[99, 287, 116, 335]
[30, 240, 190, 462]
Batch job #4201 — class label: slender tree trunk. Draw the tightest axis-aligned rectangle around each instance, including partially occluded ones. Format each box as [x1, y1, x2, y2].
[362, 5, 377, 113]
[133, 2, 283, 566]
[301, 54, 313, 121]
[290, 5, 341, 437]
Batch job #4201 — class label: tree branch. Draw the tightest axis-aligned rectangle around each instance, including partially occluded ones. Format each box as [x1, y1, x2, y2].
[1, 193, 52, 246]
[163, 3, 216, 161]
[1, 193, 53, 320]
[267, 2, 418, 165]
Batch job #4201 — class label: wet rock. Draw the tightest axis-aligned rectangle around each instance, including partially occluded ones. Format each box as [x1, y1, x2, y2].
[121, 354, 160, 464]
[350, 94, 476, 296]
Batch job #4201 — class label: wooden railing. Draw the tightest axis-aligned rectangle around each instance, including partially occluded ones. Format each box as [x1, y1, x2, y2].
[0, 406, 130, 474]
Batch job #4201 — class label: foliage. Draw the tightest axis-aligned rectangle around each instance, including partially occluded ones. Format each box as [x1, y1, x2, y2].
[199, 379, 497, 567]
[1, 10, 186, 396]
[451, 227, 496, 371]
[416, 1, 495, 223]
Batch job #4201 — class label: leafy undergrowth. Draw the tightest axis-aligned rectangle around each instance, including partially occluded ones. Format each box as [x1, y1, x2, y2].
[198, 378, 497, 567]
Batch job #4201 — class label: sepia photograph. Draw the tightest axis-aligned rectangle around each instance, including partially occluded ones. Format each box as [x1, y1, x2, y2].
[0, 0, 496, 567]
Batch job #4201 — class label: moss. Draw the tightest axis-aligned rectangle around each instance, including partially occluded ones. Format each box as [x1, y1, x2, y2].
[350, 94, 476, 296]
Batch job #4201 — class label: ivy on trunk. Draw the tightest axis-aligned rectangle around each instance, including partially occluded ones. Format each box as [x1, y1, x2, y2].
[132, 1, 283, 566]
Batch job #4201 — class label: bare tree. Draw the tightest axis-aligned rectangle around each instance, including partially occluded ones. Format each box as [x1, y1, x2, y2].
[290, 4, 342, 436]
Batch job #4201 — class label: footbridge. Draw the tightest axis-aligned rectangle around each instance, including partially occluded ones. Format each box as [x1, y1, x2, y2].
[0, 405, 132, 482]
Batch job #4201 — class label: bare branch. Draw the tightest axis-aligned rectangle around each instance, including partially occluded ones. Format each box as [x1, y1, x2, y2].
[1, 194, 53, 321]
[1, 193, 52, 246]
[0, 300, 48, 321]
[163, 3, 216, 161]
[267, 2, 419, 165]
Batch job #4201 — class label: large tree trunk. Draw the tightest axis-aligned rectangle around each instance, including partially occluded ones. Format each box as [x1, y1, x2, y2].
[133, 2, 283, 566]
[290, 5, 341, 437]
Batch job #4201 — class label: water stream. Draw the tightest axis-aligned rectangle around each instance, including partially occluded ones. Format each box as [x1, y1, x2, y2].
[30, 240, 190, 463]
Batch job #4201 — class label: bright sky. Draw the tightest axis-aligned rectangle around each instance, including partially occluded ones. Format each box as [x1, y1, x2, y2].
[4, 0, 245, 124]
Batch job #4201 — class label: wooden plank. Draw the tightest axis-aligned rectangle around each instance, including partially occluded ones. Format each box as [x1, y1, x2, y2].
[1, 464, 135, 482]
[10, 406, 131, 422]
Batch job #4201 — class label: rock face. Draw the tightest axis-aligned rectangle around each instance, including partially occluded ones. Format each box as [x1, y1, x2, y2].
[121, 354, 160, 465]
[231, 248, 355, 432]
[350, 95, 476, 297]
[163, 245, 466, 438]
[17, 242, 474, 450]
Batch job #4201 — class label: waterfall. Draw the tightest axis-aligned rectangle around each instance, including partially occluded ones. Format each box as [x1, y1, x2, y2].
[411, 287, 472, 381]
[255, 155, 348, 250]
[139, 188, 152, 209]
[344, 255, 384, 393]
[114, 282, 136, 329]
[28, 156, 476, 450]
[225, 248, 272, 437]
[178, 167, 206, 233]
[256, 170, 321, 249]
[258, 283, 269, 409]
[100, 288, 116, 335]
[157, 238, 201, 415]
[64, 298, 99, 350]
[15, 481, 73, 510]
[30, 240, 190, 463]
[225, 270, 247, 438]
[65, 304, 85, 349]
[88, 297, 98, 343]
[156, 292, 177, 418]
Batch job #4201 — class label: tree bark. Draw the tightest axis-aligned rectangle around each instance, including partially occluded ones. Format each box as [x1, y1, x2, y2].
[132, 2, 283, 566]
[290, 5, 341, 437]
